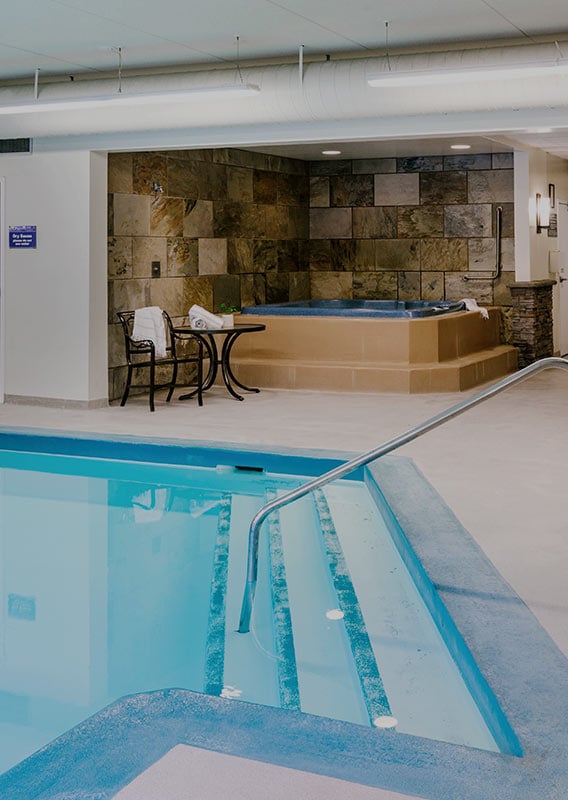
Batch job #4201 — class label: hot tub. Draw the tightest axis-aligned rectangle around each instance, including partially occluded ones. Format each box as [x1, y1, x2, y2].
[231, 302, 518, 394]
[241, 299, 465, 318]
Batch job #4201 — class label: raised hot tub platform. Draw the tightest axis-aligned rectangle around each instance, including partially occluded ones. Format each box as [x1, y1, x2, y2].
[231, 309, 518, 393]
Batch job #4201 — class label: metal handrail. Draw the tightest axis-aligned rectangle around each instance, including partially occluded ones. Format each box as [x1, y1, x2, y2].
[464, 205, 502, 282]
[237, 356, 568, 632]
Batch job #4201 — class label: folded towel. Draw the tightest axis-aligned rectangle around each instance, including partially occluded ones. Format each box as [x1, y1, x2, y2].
[132, 306, 167, 357]
[188, 304, 224, 330]
[461, 298, 489, 320]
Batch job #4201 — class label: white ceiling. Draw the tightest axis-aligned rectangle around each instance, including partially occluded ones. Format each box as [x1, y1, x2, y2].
[2, 0, 568, 81]
[2, 1, 568, 159]
[247, 135, 514, 161]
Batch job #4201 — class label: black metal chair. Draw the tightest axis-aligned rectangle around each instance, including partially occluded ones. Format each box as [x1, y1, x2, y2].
[117, 309, 205, 411]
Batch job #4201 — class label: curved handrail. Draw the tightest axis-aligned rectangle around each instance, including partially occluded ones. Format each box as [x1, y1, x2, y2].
[238, 356, 568, 632]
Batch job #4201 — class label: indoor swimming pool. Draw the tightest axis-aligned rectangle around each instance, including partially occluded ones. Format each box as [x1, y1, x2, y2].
[0, 429, 519, 779]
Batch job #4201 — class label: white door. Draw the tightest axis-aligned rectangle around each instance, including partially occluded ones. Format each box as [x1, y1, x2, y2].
[557, 202, 568, 356]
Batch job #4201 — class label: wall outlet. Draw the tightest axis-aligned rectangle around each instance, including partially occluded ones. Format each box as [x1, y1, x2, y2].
[151, 261, 161, 277]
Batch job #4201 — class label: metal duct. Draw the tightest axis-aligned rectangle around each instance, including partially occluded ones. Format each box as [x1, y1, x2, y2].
[0, 40, 566, 139]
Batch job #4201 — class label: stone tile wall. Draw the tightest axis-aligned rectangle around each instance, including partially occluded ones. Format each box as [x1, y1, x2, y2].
[108, 148, 309, 399]
[509, 280, 555, 367]
[308, 153, 515, 310]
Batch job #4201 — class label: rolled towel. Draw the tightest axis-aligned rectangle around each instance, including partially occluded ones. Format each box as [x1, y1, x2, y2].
[461, 298, 489, 320]
[132, 306, 167, 357]
[188, 304, 224, 330]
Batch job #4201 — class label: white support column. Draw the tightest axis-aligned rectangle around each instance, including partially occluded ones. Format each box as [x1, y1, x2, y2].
[513, 150, 531, 282]
[2, 149, 108, 406]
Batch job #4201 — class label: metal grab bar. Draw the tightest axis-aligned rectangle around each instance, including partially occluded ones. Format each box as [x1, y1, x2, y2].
[238, 357, 568, 633]
[464, 205, 503, 282]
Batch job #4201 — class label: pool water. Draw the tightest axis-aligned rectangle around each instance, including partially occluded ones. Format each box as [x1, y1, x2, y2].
[0, 441, 508, 777]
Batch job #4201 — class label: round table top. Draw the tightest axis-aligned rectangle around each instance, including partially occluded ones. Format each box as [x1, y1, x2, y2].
[174, 323, 266, 334]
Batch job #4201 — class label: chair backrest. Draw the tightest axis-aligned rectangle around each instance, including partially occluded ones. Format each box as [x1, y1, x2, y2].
[117, 310, 147, 360]
[117, 309, 175, 361]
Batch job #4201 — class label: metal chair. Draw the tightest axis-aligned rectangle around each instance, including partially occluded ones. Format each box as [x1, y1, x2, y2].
[117, 309, 205, 411]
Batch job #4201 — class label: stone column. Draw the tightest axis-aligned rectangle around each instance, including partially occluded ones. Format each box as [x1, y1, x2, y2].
[508, 280, 556, 367]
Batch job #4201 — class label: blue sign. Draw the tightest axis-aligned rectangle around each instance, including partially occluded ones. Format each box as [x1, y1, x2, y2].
[9, 225, 37, 249]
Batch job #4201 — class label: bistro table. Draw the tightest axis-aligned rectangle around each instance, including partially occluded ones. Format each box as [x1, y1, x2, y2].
[174, 322, 266, 402]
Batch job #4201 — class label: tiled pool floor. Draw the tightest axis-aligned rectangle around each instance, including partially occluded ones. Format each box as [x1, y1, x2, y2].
[1, 371, 567, 799]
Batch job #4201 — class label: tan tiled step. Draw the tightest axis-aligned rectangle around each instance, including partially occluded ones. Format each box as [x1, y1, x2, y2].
[232, 345, 518, 394]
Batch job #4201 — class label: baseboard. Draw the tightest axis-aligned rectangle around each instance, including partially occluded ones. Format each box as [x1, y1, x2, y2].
[4, 395, 109, 410]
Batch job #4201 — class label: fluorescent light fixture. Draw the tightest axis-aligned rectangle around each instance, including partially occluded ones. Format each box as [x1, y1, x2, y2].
[450, 144, 471, 150]
[321, 149, 342, 155]
[0, 83, 261, 115]
[367, 60, 568, 87]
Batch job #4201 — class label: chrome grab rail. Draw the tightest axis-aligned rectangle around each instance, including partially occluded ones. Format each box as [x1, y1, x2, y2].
[237, 357, 568, 633]
[463, 205, 502, 282]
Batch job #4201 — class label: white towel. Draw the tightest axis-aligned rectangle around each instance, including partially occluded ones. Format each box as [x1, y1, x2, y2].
[132, 488, 168, 524]
[188, 304, 224, 330]
[461, 298, 489, 320]
[132, 306, 167, 357]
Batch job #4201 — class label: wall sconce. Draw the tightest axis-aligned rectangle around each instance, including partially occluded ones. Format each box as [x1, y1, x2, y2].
[549, 183, 556, 209]
[536, 192, 551, 233]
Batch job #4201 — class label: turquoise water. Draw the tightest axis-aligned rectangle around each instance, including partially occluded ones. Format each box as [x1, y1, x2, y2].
[0, 445, 503, 777]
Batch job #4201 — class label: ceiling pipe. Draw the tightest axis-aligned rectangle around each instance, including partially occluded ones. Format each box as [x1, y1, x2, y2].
[0, 40, 567, 139]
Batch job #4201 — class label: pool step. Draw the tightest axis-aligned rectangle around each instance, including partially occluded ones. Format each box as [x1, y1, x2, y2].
[322, 479, 501, 747]
[311, 488, 391, 722]
[203, 495, 232, 696]
[204, 487, 386, 726]
[275, 490, 383, 725]
[206, 492, 281, 708]
[206, 480, 495, 736]
[265, 489, 301, 710]
[204, 480, 502, 747]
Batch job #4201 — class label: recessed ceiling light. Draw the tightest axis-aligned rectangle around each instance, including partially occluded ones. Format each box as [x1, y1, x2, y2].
[450, 144, 471, 150]
[321, 149, 342, 155]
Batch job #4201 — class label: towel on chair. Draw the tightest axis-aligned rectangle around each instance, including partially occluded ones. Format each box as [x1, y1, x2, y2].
[461, 298, 489, 320]
[188, 304, 224, 330]
[132, 306, 167, 357]
[132, 488, 168, 524]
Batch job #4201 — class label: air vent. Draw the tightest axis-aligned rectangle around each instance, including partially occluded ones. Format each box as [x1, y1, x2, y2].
[0, 138, 32, 154]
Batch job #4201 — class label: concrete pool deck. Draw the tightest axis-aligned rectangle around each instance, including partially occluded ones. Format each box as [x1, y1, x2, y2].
[0, 369, 567, 799]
